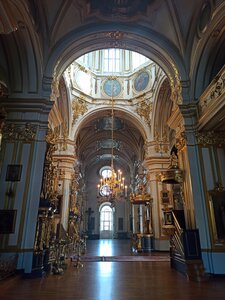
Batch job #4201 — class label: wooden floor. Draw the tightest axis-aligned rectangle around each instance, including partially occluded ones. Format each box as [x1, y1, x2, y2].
[1, 239, 225, 300]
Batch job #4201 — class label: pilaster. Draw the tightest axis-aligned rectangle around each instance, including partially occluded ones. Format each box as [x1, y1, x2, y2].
[0, 98, 53, 273]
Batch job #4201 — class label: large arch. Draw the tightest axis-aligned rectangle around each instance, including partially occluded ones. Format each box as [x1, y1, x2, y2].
[190, 2, 225, 99]
[72, 105, 150, 142]
[44, 25, 188, 96]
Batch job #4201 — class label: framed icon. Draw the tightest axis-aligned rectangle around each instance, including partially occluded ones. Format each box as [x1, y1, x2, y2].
[5, 164, 22, 182]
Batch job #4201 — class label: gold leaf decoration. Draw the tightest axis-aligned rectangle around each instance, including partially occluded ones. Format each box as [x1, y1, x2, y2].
[136, 100, 152, 126]
[72, 97, 88, 125]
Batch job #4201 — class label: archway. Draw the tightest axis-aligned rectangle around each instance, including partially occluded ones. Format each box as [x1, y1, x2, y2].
[99, 203, 114, 239]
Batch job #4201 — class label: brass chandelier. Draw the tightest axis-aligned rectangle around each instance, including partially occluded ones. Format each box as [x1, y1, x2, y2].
[97, 77, 127, 201]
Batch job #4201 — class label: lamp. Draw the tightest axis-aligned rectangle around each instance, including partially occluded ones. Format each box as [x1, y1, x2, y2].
[97, 77, 127, 202]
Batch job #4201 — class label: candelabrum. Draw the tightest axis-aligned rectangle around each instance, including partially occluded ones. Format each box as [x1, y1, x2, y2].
[97, 168, 127, 201]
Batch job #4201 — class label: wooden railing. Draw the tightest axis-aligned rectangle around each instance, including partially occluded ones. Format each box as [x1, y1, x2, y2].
[170, 211, 208, 281]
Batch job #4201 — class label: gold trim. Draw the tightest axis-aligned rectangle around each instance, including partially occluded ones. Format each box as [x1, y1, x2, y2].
[17, 141, 34, 249]
[136, 100, 152, 126]
[195, 131, 225, 146]
[71, 97, 88, 125]
[3, 123, 37, 142]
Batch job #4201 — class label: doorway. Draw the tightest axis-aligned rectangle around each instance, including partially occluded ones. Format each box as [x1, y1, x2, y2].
[100, 204, 113, 239]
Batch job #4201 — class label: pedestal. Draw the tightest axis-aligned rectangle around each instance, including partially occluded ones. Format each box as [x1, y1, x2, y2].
[141, 234, 153, 252]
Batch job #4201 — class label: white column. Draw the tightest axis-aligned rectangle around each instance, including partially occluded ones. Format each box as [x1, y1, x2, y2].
[61, 178, 70, 231]
[139, 205, 144, 234]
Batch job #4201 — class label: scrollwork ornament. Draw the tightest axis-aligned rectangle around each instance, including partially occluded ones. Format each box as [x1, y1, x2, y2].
[50, 77, 60, 102]
[62, 122, 68, 151]
[210, 73, 225, 100]
[176, 132, 187, 151]
[170, 79, 182, 109]
[3, 123, 37, 142]
[169, 64, 182, 109]
[45, 127, 60, 145]
[19, 123, 37, 141]
[154, 130, 160, 153]
[195, 131, 225, 147]
[3, 123, 16, 141]
[72, 97, 88, 125]
[136, 100, 152, 126]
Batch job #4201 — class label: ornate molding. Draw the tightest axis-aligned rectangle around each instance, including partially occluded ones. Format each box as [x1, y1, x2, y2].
[46, 127, 60, 145]
[154, 130, 160, 153]
[198, 67, 225, 116]
[210, 73, 225, 100]
[72, 97, 88, 125]
[61, 123, 68, 151]
[136, 100, 152, 126]
[153, 127, 169, 153]
[41, 127, 61, 207]
[104, 31, 127, 48]
[176, 132, 187, 151]
[170, 79, 182, 110]
[50, 77, 60, 102]
[105, 31, 125, 40]
[168, 62, 183, 110]
[195, 131, 225, 146]
[3, 123, 37, 142]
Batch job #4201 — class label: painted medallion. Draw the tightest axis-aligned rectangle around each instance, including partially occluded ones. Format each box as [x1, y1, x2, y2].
[134, 71, 149, 92]
[103, 79, 121, 97]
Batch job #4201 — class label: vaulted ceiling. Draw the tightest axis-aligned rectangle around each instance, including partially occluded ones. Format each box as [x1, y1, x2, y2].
[1, 0, 225, 100]
[1, 0, 225, 178]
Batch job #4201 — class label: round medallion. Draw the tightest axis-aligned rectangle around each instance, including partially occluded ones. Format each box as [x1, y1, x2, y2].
[103, 79, 121, 97]
[134, 71, 149, 92]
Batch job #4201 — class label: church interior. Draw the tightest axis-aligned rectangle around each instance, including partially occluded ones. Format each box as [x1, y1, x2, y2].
[1, 0, 225, 298]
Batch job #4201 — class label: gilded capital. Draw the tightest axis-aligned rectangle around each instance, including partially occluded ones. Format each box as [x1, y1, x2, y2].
[195, 131, 225, 146]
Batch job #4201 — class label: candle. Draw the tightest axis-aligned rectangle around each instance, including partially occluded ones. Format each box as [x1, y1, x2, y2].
[97, 184, 100, 196]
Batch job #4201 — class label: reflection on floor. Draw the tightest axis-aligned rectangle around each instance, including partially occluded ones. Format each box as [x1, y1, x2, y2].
[1, 239, 225, 300]
[86, 239, 132, 256]
[71, 239, 170, 261]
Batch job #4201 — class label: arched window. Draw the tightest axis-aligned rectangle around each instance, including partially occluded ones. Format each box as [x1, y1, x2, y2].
[100, 205, 113, 231]
[101, 167, 112, 179]
[103, 49, 120, 72]
[99, 166, 113, 196]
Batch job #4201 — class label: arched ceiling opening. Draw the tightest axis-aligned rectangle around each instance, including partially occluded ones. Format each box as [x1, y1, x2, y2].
[68, 49, 156, 177]
[76, 109, 144, 173]
[2, 0, 224, 103]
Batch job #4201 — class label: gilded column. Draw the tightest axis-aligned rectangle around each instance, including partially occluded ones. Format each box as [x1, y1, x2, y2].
[144, 141, 171, 251]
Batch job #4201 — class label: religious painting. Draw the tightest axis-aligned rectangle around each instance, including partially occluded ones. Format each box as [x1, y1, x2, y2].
[103, 79, 121, 97]
[96, 117, 123, 130]
[208, 189, 225, 247]
[134, 71, 149, 92]
[161, 190, 170, 205]
[163, 211, 173, 226]
[97, 139, 120, 150]
[5, 164, 22, 182]
[0, 210, 17, 234]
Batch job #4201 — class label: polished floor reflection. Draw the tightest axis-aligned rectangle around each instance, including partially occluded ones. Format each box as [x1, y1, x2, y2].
[1, 239, 225, 300]
[86, 239, 131, 256]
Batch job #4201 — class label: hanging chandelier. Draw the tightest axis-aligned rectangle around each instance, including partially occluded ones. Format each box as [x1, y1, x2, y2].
[97, 77, 127, 201]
